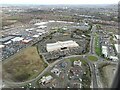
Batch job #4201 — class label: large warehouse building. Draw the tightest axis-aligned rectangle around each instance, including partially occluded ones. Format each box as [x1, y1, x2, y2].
[46, 40, 79, 52]
[114, 44, 120, 53]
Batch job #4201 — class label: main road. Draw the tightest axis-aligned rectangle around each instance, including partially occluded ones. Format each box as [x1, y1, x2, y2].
[88, 25, 99, 89]
[89, 25, 96, 54]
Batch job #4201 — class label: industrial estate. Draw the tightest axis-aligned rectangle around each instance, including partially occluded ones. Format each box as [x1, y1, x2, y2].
[0, 4, 119, 89]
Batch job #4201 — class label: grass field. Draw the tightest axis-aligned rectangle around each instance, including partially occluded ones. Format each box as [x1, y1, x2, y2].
[66, 56, 87, 65]
[88, 55, 98, 61]
[95, 35, 102, 56]
[3, 46, 47, 82]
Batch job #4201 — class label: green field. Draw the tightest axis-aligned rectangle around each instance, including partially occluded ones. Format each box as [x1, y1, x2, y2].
[95, 35, 102, 56]
[88, 55, 98, 61]
[3, 46, 47, 82]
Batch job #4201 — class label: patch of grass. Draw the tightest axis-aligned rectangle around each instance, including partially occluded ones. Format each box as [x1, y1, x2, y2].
[3, 46, 48, 82]
[88, 55, 98, 61]
[43, 72, 52, 77]
[66, 57, 87, 65]
[95, 35, 102, 56]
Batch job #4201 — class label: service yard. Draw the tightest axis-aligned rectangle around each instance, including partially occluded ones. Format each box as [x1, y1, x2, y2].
[2, 46, 47, 82]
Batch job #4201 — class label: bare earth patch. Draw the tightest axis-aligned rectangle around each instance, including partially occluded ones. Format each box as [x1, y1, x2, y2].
[3, 46, 47, 82]
[99, 64, 117, 88]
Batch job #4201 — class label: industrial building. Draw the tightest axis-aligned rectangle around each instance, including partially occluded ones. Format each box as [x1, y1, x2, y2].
[11, 37, 24, 42]
[37, 26, 47, 29]
[102, 46, 108, 57]
[22, 39, 32, 44]
[0, 45, 5, 49]
[115, 35, 120, 40]
[109, 56, 118, 61]
[46, 40, 79, 52]
[34, 22, 48, 26]
[114, 44, 120, 53]
[40, 75, 53, 85]
[0, 36, 15, 43]
[32, 35, 40, 38]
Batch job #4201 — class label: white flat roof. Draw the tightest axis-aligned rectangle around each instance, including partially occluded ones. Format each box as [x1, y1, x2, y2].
[4, 40, 12, 45]
[32, 35, 39, 38]
[109, 56, 118, 60]
[22, 39, 32, 43]
[37, 26, 47, 29]
[102, 46, 108, 57]
[41, 75, 53, 83]
[46, 40, 79, 52]
[11, 37, 24, 42]
[115, 35, 120, 40]
[114, 44, 120, 53]
[0, 45, 5, 48]
[74, 60, 81, 66]
[26, 28, 35, 31]
[36, 29, 45, 32]
[48, 20, 56, 23]
[34, 22, 48, 26]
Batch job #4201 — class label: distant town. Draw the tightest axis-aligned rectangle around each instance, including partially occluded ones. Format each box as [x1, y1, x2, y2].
[0, 4, 119, 89]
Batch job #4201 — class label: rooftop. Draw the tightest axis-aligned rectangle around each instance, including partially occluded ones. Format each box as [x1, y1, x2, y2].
[46, 40, 79, 52]
[114, 44, 120, 53]
[102, 46, 108, 57]
[0, 36, 15, 42]
[115, 35, 120, 40]
[11, 37, 24, 42]
[41, 75, 53, 84]
[74, 60, 81, 66]
[34, 22, 48, 26]
[32, 35, 40, 38]
[0, 45, 5, 49]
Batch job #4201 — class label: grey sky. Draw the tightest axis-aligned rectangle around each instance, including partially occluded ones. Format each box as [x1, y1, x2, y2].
[0, 0, 119, 4]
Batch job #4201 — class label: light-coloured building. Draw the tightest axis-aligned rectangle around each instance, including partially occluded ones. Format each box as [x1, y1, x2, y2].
[11, 37, 24, 42]
[73, 60, 81, 66]
[34, 22, 48, 26]
[37, 26, 47, 29]
[40, 75, 53, 84]
[114, 44, 120, 53]
[51, 68, 61, 76]
[4, 41, 12, 45]
[109, 56, 118, 61]
[0, 45, 5, 49]
[32, 35, 39, 38]
[115, 35, 120, 40]
[25, 28, 35, 31]
[22, 39, 32, 44]
[102, 46, 108, 57]
[48, 20, 56, 23]
[46, 40, 79, 52]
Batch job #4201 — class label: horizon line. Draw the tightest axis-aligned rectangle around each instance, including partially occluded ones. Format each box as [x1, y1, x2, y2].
[0, 3, 118, 5]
